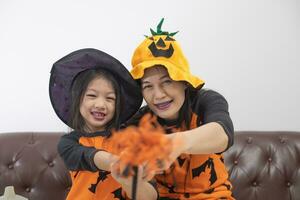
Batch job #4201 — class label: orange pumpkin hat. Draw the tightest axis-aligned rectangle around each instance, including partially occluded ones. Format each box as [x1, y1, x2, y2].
[131, 18, 205, 89]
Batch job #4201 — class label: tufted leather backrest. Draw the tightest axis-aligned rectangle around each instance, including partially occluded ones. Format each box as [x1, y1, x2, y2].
[0, 131, 300, 200]
[0, 132, 71, 200]
[224, 131, 300, 200]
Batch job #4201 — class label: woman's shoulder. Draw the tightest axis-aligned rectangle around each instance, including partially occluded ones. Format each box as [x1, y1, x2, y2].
[194, 88, 226, 99]
[193, 88, 227, 105]
[191, 88, 229, 115]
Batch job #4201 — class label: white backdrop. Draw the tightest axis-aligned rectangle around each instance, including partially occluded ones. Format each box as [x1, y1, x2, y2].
[0, 0, 299, 132]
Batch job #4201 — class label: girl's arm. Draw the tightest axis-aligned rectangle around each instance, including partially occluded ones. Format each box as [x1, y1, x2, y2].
[93, 150, 117, 171]
[58, 132, 158, 199]
[57, 132, 100, 171]
[57, 131, 115, 171]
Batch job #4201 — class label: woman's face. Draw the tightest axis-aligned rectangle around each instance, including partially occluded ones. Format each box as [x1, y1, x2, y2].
[141, 66, 186, 120]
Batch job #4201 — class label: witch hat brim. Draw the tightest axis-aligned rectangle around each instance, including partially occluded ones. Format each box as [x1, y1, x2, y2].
[49, 48, 143, 128]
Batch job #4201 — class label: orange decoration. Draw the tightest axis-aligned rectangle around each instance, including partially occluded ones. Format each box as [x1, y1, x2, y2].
[109, 113, 173, 174]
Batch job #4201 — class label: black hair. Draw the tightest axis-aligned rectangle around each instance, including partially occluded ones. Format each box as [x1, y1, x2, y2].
[175, 85, 197, 129]
[69, 68, 121, 132]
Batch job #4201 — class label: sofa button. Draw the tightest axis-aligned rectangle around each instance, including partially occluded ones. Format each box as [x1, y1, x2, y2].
[234, 160, 238, 165]
[247, 137, 252, 144]
[28, 140, 35, 145]
[8, 164, 13, 169]
[48, 162, 54, 167]
[252, 181, 257, 186]
[25, 188, 31, 192]
[268, 158, 272, 162]
[286, 182, 291, 187]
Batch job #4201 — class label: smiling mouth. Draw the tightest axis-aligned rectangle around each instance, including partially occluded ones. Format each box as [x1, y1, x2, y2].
[155, 100, 173, 110]
[91, 111, 106, 120]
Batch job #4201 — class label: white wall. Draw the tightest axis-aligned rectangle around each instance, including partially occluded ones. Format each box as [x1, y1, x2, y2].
[0, 0, 299, 132]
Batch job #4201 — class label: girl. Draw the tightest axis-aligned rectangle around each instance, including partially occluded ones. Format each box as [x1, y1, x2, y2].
[128, 19, 235, 199]
[49, 48, 158, 200]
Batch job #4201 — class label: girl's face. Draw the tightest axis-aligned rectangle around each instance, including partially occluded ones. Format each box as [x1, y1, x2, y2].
[141, 66, 186, 120]
[80, 76, 116, 132]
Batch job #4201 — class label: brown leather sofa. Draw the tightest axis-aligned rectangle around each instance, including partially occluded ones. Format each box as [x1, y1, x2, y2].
[0, 131, 299, 200]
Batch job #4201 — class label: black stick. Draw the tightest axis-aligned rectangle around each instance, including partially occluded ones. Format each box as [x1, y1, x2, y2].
[132, 166, 138, 200]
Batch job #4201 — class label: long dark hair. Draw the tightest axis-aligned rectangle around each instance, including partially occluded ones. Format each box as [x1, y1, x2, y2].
[69, 68, 121, 132]
[176, 85, 197, 130]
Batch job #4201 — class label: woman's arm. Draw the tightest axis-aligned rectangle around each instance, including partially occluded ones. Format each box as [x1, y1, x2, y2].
[170, 122, 228, 155]
[167, 89, 233, 157]
[192, 89, 234, 151]
[192, 89, 234, 150]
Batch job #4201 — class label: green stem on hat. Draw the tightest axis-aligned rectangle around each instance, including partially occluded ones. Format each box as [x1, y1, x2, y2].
[145, 18, 179, 38]
[156, 18, 164, 33]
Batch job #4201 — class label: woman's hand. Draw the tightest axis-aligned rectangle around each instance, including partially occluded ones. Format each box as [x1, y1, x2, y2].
[154, 133, 187, 173]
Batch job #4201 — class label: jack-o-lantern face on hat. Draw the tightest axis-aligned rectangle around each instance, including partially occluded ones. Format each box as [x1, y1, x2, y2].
[131, 18, 205, 89]
[148, 36, 175, 58]
[146, 19, 178, 58]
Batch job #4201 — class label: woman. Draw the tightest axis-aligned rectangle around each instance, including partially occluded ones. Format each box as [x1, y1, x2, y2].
[127, 19, 234, 199]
